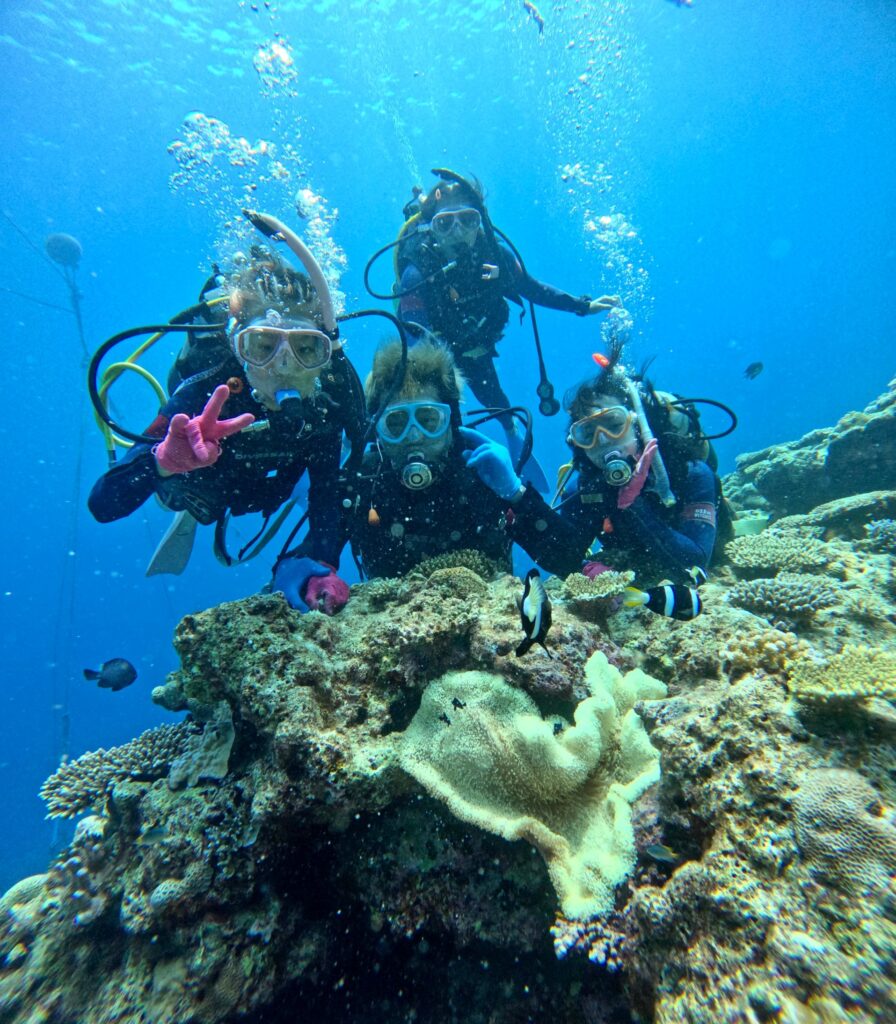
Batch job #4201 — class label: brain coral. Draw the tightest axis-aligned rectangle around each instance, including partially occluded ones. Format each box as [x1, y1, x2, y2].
[725, 532, 830, 575]
[40, 722, 195, 819]
[397, 651, 666, 920]
[793, 768, 896, 896]
[789, 645, 896, 704]
[728, 573, 839, 625]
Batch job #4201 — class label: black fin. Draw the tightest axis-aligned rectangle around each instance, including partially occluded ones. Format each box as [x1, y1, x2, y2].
[83, 668, 100, 681]
[515, 637, 534, 658]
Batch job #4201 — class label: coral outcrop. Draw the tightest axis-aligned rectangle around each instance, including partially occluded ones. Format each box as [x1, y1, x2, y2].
[4, 380, 896, 1023]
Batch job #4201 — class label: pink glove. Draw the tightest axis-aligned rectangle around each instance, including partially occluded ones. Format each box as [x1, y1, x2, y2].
[617, 438, 658, 510]
[154, 384, 255, 475]
[582, 561, 614, 580]
[304, 565, 350, 615]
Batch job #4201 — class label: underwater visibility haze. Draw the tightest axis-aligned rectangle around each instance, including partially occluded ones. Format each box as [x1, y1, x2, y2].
[0, 1, 895, 1021]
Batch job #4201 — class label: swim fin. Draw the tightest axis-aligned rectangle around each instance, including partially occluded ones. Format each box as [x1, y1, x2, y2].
[146, 510, 199, 577]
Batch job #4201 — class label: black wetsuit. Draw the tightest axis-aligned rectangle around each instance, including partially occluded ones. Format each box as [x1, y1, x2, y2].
[335, 445, 513, 579]
[88, 351, 365, 567]
[508, 457, 720, 583]
[398, 238, 590, 413]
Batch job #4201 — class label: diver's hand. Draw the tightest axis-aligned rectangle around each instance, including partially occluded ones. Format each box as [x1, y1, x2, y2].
[154, 385, 255, 475]
[617, 438, 658, 510]
[273, 556, 332, 613]
[304, 565, 350, 616]
[582, 560, 614, 580]
[460, 431, 523, 502]
[586, 294, 622, 315]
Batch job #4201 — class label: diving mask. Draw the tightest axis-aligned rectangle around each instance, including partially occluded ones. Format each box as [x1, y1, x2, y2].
[376, 401, 452, 445]
[234, 322, 333, 371]
[568, 406, 634, 450]
[430, 207, 482, 239]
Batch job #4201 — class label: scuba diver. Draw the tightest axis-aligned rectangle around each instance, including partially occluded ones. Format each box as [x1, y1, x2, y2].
[307, 338, 520, 580]
[365, 169, 620, 486]
[88, 234, 367, 615]
[461, 340, 732, 584]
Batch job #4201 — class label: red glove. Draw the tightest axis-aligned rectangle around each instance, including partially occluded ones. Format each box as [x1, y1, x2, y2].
[616, 438, 658, 510]
[304, 565, 350, 615]
[154, 385, 255, 475]
[582, 561, 614, 580]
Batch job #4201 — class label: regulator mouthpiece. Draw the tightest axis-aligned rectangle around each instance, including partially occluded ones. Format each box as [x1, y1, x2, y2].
[275, 389, 303, 418]
[401, 454, 433, 491]
[603, 452, 632, 487]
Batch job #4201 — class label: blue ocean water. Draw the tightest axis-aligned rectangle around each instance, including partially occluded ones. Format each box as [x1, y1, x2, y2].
[0, 0, 893, 893]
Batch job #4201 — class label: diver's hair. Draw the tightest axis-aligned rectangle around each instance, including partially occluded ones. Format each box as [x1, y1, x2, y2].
[418, 175, 485, 222]
[227, 246, 323, 327]
[563, 337, 629, 422]
[366, 339, 465, 414]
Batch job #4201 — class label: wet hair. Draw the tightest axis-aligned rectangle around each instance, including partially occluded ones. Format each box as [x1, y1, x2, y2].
[563, 337, 630, 423]
[417, 175, 486, 222]
[227, 246, 322, 328]
[365, 339, 465, 417]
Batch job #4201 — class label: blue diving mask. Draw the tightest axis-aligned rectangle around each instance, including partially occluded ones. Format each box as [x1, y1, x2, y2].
[376, 401, 452, 445]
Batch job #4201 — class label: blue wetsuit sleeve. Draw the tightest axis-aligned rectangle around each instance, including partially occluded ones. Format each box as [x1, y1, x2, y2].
[624, 461, 718, 571]
[502, 247, 591, 315]
[88, 444, 161, 523]
[397, 264, 432, 332]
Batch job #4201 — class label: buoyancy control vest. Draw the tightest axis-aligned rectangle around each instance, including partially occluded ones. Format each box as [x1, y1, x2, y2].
[398, 230, 515, 356]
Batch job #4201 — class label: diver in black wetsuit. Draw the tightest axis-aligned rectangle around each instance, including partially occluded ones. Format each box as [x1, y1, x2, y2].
[89, 250, 366, 613]
[462, 343, 723, 585]
[327, 339, 513, 580]
[394, 173, 620, 463]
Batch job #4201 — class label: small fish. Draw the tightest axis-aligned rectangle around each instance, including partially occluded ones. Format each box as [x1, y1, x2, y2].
[686, 565, 708, 588]
[644, 843, 680, 864]
[83, 658, 138, 691]
[744, 361, 764, 380]
[451, 697, 466, 710]
[136, 825, 168, 847]
[624, 584, 702, 621]
[522, 0, 545, 34]
[553, 721, 564, 736]
[438, 712, 451, 726]
[517, 569, 553, 657]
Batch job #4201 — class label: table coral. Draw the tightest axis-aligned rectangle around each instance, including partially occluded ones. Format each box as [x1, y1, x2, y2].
[724, 531, 831, 576]
[789, 644, 896, 703]
[397, 651, 666, 920]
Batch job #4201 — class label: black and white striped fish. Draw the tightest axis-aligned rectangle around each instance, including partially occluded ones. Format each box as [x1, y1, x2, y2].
[516, 569, 553, 657]
[624, 584, 702, 621]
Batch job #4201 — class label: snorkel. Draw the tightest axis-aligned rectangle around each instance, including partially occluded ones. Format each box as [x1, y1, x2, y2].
[624, 379, 676, 506]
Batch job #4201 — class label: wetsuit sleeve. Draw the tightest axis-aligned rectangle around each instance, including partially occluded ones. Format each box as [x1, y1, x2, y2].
[506, 486, 596, 577]
[397, 263, 433, 332]
[623, 461, 718, 571]
[502, 247, 591, 315]
[292, 433, 346, 568]
[87, 444, 163, 523]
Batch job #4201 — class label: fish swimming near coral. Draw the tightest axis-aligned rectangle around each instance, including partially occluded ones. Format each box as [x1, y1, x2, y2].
[522, 0, 545, 34]
[744, 361, 764, 380]
[517, 569, 553, 657]
[644, 843, 680, 864]
[686, 565, 708, 588]
[82, 658, 138, 691]
[624, 584, 702, 621]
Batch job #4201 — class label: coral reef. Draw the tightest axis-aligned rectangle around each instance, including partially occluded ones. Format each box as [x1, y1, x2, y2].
[723, 377, 896, 515]
[5, 382, 896, 1023]
[411, 547, 504, 582]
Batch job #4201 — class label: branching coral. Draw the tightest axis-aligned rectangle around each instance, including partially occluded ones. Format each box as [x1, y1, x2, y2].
[724, 532, 830, 576]
[864, 518, 896, 553]
[789, 645, 896, 704]
[40, 722, 196, 819]
[728, 572, 839, 627]
[412, 548, 502, 581]
[793, 768, 896, 896]
[721, 629, 811, 680]
[559, 570, 634, 621]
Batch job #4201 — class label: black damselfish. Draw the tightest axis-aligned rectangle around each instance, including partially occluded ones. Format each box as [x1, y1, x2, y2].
[83, 658, 138, 691]
[624, 584, 702, 621]
[517, 569, 553, 657]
